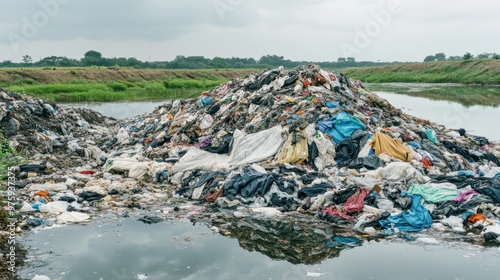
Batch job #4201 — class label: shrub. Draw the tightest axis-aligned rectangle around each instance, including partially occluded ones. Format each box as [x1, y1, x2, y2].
[108, 82, 127, 92]
[12, 77, 35, 86]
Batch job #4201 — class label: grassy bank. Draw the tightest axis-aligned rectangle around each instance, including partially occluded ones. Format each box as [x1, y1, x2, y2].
[0, 68, 256, 102]
[2, 62, 500, 103]
[5, 80, 226, 102]
[344, 60, 500, 84]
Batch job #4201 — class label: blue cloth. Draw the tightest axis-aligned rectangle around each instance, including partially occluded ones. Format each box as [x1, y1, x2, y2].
[379, 193, 432, 232]
[32, 200, 45, 212]
[458, 170, 475, 177]
[325, 101, 340, 109]
[409, 141, 421, 150]
[316, 112, 365, 144]
[462, 212, 474, 220]
[201, 97, 213, 107]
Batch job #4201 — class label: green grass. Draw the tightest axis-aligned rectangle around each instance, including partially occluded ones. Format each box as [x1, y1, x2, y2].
[7, 83, 109, 94]
[4, 79, 214, 102]
[344, 60, 500, 84]
[0, 130, 26, 180]
[163, 78, 226, 89]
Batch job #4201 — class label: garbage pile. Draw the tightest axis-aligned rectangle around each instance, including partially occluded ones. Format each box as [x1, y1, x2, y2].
[0, 90, 113, 167]
[99, 64, 500, 242]
[3, 64, 500, 246]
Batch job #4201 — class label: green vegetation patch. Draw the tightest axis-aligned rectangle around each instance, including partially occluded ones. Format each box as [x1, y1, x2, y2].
[5, 79, 207, 102]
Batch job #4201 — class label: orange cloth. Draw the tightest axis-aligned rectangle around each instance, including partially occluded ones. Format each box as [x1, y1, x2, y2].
[34, 190, 49, 197]
[370, 131, 413, 162]
[467, 213, 486, 224]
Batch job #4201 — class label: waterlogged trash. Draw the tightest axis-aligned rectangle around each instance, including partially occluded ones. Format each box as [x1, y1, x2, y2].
[26, 218, 45, 227]
[416, 237, 440, 244]
[306, 272, 325, 277]
[138, 216, 162, 224]
[249, 207, 283, 217]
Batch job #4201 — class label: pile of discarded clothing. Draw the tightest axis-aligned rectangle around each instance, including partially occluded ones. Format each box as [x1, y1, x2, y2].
[101, 64, 500, 241]
[0, 90, 113, 166]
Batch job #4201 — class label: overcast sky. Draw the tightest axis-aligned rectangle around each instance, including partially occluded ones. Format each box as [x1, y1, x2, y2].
[1, 0, 499, 63]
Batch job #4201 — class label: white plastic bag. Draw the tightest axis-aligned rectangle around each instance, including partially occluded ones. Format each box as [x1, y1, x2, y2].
[57, 212, 91, 224]
[40, 201, 69, 213]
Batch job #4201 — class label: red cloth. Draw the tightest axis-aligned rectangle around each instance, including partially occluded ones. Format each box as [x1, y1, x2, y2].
[343, 188, 370, 213]
[323, 187, 370, 220]
[323, 205, 353, 220]
[421, 158, 432, 169]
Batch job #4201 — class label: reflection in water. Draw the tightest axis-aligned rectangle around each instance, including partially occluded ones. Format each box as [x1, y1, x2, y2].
[60, 101, 170, 119]
[367, 83, 500, 107]
[224, 218, 359, 264]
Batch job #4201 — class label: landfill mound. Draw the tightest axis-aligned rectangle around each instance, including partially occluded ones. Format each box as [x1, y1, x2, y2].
[103, 64, 500, 240]
[0, 90, 114, 175]
[2, 64, 500, 252]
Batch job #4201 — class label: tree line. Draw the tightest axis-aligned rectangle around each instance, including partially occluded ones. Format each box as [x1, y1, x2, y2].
[2, 50, 498, 69]
[423, 52, 500, 62]
[1, 51, 399, 69]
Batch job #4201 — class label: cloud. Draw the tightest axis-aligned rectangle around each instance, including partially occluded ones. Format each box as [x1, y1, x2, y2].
[0, 0, 499, 62]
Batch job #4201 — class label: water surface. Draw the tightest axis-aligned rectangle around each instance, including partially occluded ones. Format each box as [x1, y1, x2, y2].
[375, 91, 500, 141]
[20, 219, 500, 280]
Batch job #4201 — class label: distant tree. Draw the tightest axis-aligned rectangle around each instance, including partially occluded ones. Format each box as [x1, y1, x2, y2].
[82, 50, 105, 66]
[447, 56, 461, 61]
[492, 53, 500, 60]
[337, 57, 346, 63]
[22, 55, 32, 64]
[423, 55, 435, 62]
[37, 56, 79, 67]
[346, 57, 356, 62]
[259, 55, 285, 66]
[463, 52, 473, 60]
[126, 57, 141, 67]
[434, 53, 446, 61]
[211, 57, 228, 68]
[0, 60, 13, 67]
[476, 52, 492, 59]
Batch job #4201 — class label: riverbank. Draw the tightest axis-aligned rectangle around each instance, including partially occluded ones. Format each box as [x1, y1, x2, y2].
[344, 60, 500, 84]
[0, 68, 256, 102]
